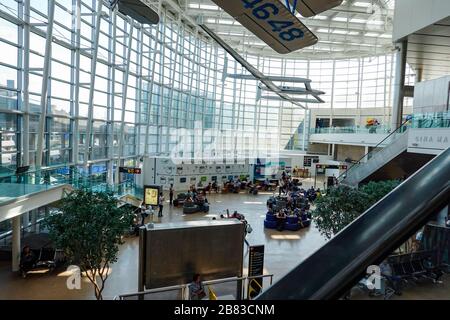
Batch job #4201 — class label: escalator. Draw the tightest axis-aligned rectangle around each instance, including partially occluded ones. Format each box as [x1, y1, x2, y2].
[257, 147, 450, 300]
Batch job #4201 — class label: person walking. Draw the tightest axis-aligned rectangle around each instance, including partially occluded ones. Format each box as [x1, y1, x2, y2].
[158, 192, 165, 217]
[169, 184, 174, 206]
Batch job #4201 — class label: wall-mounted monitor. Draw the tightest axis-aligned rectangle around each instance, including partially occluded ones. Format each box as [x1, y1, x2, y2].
[180, 177, 187, 183]
[212, 176, 217, 181]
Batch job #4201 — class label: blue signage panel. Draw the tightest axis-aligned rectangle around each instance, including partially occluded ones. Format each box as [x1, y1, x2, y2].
[211, 0, 318, 53]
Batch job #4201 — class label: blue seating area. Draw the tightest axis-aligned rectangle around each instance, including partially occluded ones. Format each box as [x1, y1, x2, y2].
[264, 213, 311, 231]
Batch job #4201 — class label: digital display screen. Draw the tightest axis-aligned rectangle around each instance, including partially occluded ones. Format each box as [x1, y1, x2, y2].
[144, 186, 160, 206]
[119, 167, 142, 174]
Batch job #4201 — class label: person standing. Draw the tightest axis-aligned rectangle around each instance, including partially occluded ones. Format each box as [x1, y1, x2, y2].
[158, 192, 165, 217]
[169, 184, 174, 206]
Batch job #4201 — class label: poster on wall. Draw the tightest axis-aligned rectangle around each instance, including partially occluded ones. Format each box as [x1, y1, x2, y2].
[144, 185, 160, 206]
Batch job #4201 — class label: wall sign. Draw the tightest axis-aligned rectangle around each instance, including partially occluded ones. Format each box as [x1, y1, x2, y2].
[248, 245, 265, 299]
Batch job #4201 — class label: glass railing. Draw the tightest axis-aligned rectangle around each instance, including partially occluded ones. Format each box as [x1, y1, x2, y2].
[338, 111, 450, 182]
[338, 119, 410, 182]
[311, 111, 450, 135]
[410, 111, 450, 129]
[0, 165, 118, 204]
[311, 126, 391, 135]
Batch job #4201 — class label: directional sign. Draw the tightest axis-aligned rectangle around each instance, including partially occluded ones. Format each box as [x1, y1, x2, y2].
[211, 0, 318, 54]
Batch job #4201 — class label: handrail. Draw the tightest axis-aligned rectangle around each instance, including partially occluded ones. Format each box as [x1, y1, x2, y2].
[256, 147, 450, 300]
[114, 283, 186, 300]
[338, 118, 410, 182]
[114, 274, 274, 300]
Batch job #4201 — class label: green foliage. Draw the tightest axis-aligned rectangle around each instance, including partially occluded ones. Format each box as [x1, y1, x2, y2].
[359, 180, 401, 205]
[44, 189, 134, 300]
[312, 180, 400, 239]
[312, 185, 369, 239]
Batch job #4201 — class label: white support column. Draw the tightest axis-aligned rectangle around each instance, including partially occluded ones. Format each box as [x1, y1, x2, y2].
[107, 8, 117, 186]
[165, 19, 182, 153]
[392, 40, 408, 131]
[22, 0, 30, 167]
[331, 144, 336, 160]
[12, 216, 21, 272]
[83, 0, 103, 168]
[363, 146, 369, 163]
[72, 0, 82, 167]
[35, 0, 56, 170]
[144, 1, 162, 157]
[136, 26, 144, 162]
[185, 28, 200, 160]
[330, 59, 336, 125]
[357, 57, 363, 126]
[202, 44, 213, 161]
[157, 16, 167, 155]
[115, 20, 135, 184]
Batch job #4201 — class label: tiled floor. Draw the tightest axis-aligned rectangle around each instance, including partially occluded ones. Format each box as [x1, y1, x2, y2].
[0, 177, 448, 300]
[0, 178, 327, 300]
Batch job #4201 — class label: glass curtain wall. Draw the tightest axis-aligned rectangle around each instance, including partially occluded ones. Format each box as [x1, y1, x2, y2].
[0, 0, 413, 177]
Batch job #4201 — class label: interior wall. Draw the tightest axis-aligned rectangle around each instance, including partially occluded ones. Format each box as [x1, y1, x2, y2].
[335, 145, 366, 162]
[308, 143, 330, 155]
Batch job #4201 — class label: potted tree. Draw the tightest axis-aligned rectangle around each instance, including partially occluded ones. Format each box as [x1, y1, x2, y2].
[44, 189, 134, 300]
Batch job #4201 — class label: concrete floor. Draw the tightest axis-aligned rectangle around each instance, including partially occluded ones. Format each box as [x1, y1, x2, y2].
[0, 177, 449, 300]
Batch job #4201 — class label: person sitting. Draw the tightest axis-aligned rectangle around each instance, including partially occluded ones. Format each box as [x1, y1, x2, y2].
[205, 182, 212, 194]
[423, 255, 444, 283]
[263, 178, 270, 189]
[380, 260, 402, 296]
[196, 193, 205, 204]
[20, 245, 37, 278]
[211, 181, 218, 193]
[189, 274, 206, 300]
[233, 180, 240, 193]
[276, 209, 287, 231]
[316, 188, 322, 199]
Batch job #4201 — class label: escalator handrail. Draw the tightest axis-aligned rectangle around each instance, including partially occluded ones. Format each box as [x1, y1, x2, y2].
[339, 119, 410, 182]
[256, 147, 450, 300]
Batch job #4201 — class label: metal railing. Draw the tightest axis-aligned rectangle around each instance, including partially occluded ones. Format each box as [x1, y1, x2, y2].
[114, 274, 274, 300]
